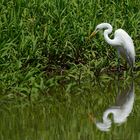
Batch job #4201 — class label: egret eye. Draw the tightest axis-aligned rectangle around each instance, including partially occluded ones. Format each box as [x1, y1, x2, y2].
[95, 27, 100, 32]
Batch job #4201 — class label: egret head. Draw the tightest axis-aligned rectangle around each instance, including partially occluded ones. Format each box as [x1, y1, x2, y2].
[95, 23, 112, 31]
[88, 23, 112, 39]
[88, 24, 101, 39]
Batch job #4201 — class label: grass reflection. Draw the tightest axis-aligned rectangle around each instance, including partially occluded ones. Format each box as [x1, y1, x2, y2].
[0, 78, 140, 139]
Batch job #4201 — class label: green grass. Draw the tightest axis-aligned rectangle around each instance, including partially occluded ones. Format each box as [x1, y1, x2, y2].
[0, 0, 140, 98]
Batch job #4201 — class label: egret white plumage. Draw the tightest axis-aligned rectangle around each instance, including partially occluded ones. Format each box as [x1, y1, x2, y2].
[89, 23, 135, 70]
[94, 82, 135, 132]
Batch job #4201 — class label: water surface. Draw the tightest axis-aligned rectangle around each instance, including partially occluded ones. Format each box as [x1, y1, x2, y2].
[0, 78, 140, 140]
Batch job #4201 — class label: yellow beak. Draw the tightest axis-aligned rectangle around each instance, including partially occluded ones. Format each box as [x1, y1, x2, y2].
[86, 31, 96, 41]
[88, 113, 96, 123]
[89, 31, 96, 38]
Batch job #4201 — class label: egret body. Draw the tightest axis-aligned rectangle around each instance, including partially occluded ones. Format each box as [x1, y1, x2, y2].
[95, 82, 134, 131]
[90, 23, 135, 69]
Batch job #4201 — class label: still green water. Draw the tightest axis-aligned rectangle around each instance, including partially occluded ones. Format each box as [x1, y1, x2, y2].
[0, 78, 140, 140]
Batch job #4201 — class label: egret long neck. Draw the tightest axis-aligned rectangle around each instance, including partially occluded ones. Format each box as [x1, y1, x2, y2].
[103, 108, 116, 123]
[103, 26, 117, 46]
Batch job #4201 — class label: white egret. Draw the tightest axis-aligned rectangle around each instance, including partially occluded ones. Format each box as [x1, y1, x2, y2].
[89, 23, 135, 70]
[94, 82, 135, 132]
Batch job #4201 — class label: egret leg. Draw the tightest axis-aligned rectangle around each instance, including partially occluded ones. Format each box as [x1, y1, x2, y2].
[125, 61, 127, 71]
[130, 66, 134, 77]
[117, 51, 121, 72]
[117, 71, 120, 94]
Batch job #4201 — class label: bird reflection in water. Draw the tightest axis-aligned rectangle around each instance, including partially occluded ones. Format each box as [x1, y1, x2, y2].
[91, 82, 135, 132]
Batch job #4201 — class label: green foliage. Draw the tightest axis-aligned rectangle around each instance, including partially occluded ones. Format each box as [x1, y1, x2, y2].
[0, 0, 140, 97]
